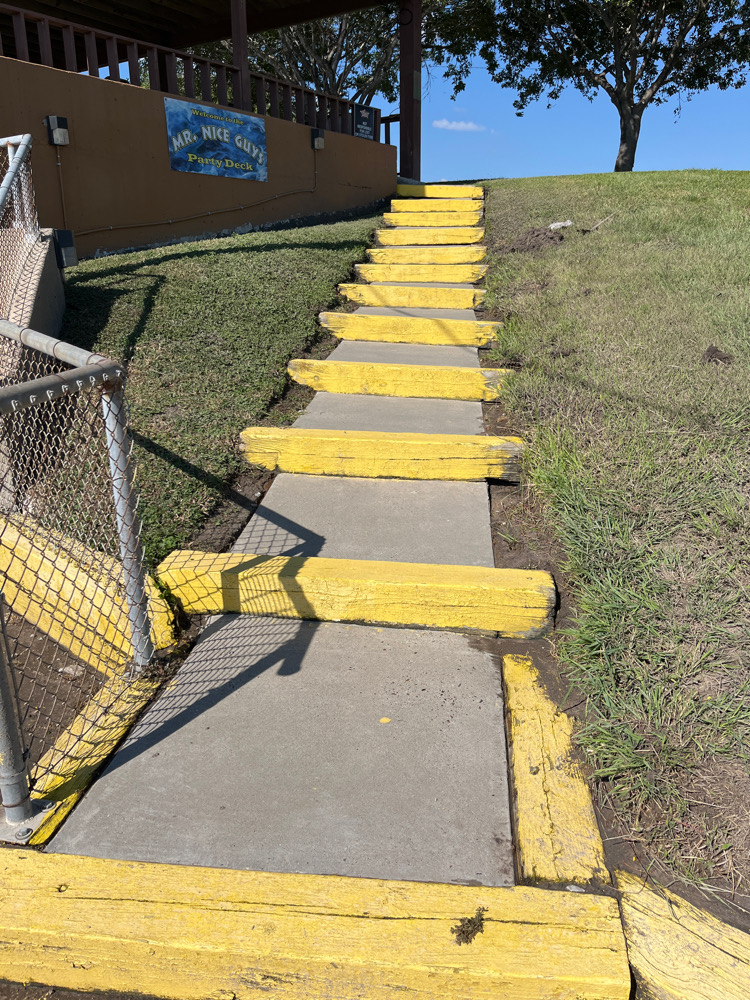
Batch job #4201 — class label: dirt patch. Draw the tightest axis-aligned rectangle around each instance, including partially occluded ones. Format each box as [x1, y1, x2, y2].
[487, 226, 565, 256]
[701, 344, 734, 365]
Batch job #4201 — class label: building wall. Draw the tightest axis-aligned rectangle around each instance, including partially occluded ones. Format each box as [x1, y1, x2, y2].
[0, 57, 396, 256]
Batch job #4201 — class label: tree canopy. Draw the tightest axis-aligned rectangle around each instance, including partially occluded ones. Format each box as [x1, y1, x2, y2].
[428, 1, 750, 170]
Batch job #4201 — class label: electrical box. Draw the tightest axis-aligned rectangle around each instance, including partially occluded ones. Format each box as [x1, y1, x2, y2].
[53, 230, 77, 269]
[311, 128, 325, 151]
[44, 116, 69, 146]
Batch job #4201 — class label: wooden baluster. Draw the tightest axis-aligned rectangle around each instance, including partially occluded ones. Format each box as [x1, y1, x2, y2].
[257, 76, 267, 114]
[147, 47, 160, 90]
[306, 91, 316, 127]
[281, 84, 292, 121]
[62, 25, 77, 71]
[373, 107, 381, 142]
[165, 51, 178, 94]
[184, 56, 195, 98]
[38, 18, 53, 66]
[106, 36, 120, 80]
[231, 68, 241, 106]
[294, 87, 304, 124]
[199, 60, 212, 101]
[126, 42, 139, 84]
[0, 32, 4, 57]
[216, 65, 228, 106]
[317, 95, 327, 130]
[268, 80, 279, 117]
[85, 31, 99, 77]
[384, 119, 391, 145]
[12, 12, 29, 62]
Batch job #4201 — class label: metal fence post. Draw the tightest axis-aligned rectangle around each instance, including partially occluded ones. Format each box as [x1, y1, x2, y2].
[101, 385, 155, 670]
[0, 595, 32, 824]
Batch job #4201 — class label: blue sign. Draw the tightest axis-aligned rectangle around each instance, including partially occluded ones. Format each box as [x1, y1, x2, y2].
[164, 98, 268, 181]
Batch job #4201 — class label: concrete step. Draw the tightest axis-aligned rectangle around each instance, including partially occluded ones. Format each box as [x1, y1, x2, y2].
[337, 283, 485, 309]
[293, 391, 486, 434]
[320, 311, 497, 345]
[327, 340, 481, 367]
[356, 263, 487, 284]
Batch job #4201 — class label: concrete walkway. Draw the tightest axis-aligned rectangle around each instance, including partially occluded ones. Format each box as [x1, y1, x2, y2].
[50, 186, 516, 886]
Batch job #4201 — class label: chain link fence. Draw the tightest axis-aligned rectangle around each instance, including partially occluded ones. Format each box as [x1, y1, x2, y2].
[0, 134, 42, 324]
[0, 136, 172, 831]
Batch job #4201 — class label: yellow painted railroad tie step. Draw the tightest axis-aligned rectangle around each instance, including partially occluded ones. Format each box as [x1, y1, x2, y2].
[390, 198, 480, 213]
[288, 359, 510, 401]
[376, 227, 485, 246]
[396, 182, 483, 199]
[355, 263, 487, 284]
[383, 211, 482, 227]
[337, 283, 486, 310]
[0, 851, 631, 1000]
[158, 550, 556, 637]
[240, 427, 521, 481]
[320, 311, 496, 346]
[366, 246, 486, 264]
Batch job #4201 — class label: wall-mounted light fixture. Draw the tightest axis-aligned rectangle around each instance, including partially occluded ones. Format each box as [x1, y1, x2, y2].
[44, 116, 69, 146]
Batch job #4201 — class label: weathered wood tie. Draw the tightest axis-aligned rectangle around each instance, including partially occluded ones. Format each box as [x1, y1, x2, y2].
[288, 359, 510, 401]
[240, 426, 522, 481]
[158, 549, 556, 637]
[319, 311, 497, 346]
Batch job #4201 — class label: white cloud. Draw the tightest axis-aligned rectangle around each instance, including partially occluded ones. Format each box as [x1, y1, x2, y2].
[432, 119, 486, 133]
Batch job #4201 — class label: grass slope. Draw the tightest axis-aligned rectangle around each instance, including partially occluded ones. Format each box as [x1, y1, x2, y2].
[61, 218, 378, 565]
[483, 170, 749, 895]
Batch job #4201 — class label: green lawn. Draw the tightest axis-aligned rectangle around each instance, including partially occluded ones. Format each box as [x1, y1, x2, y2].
[482, 171, 749, 893]
[61, 218, 378, 565]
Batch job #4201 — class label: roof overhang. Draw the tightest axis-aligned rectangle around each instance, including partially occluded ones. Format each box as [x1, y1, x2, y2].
[10, 1, 383, 48]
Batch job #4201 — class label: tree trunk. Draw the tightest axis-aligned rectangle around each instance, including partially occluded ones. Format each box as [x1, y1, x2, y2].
[614, 106, 642, 172]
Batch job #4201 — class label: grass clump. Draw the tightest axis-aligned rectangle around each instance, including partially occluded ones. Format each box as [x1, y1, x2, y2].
[61, 218, 378, 565]
[482, 170, 749, 895]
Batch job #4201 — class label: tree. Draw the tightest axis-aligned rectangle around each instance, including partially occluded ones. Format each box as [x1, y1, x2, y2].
[429, 2, 750, 170]
[192, 4, 444, 105]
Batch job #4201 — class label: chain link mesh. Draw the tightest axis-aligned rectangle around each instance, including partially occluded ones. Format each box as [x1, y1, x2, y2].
[0, 138, 41, 324]
[0, 138, 168, 795]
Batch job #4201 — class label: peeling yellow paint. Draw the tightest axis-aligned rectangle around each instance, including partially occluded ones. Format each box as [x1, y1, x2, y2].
[319, 311, 496, 346]
[396, 183, 483, 199]
[0, 850, 630, 1000]
[356, 263, 486, 284]
[336, 283, 486, 310]
[503, 655, 609, 885]
[157, 550, 556, 637]
[287, 359, 509, 401]
[375, 227, 485, 246]
[0, 516, 173, 677]
[617, 870, 750, 1000]
[240, 426, 522, 481]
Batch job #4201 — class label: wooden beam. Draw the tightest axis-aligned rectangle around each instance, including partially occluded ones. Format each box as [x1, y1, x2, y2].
[239, 426, 522, 480]
[319, 311, 497, 345]
[157, 549, 556, 637]
[230, 0, 251, 110]
[399, 0, 422, 179]
[287, 360, 510, 401]
[0, 850, 630, 1000]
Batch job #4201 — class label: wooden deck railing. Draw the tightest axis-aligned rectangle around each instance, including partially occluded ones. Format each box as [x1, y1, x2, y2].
[0, 4, 366, 137]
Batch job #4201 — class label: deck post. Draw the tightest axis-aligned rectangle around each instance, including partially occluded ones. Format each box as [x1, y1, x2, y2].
[231, 0, 251, 110]
[399, 0, 422, 180]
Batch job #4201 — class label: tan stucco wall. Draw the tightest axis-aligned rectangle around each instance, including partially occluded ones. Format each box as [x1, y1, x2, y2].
[0, 57, 396, 256]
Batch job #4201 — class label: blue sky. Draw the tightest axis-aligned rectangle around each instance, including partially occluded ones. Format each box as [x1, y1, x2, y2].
[382, 61, 750, 180]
